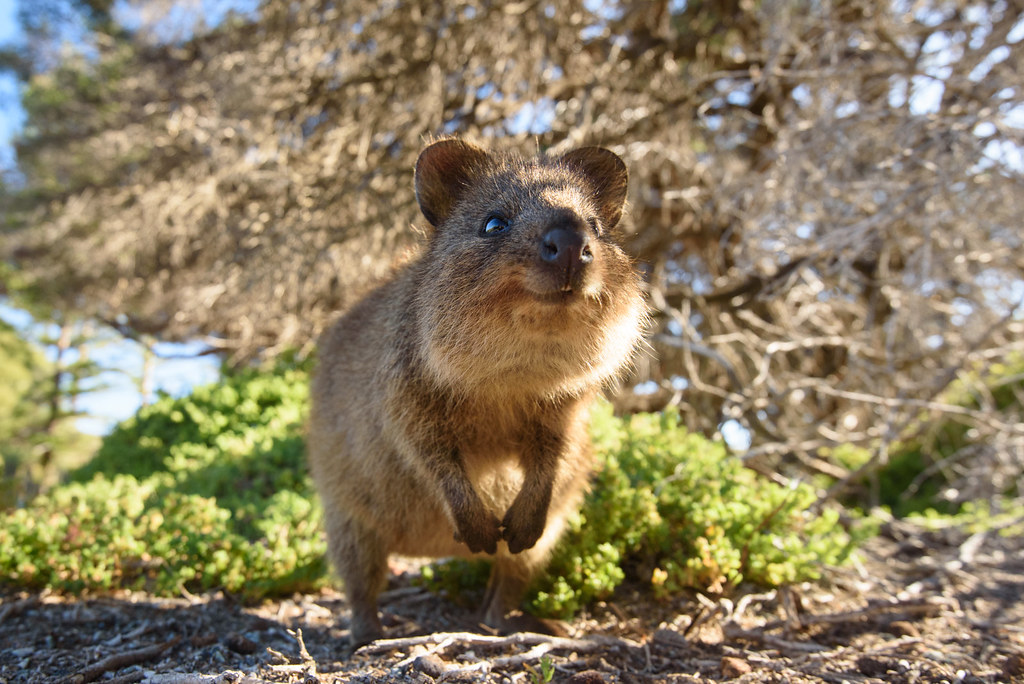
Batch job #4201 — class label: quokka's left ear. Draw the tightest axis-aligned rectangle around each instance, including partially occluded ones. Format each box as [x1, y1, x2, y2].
[415, 138, 491, 229]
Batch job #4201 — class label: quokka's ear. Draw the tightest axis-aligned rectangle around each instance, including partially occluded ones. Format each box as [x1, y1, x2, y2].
[415, 139, 491, 228]
[559, 147, 628, 229]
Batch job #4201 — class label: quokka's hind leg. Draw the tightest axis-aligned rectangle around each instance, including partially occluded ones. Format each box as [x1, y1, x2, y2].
[324, 508, 390, 648]
[482, 553, 532, 628]
[481, 549, 567, 636]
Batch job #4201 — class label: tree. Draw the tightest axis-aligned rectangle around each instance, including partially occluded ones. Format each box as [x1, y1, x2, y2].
[0, 317, 99, 507]
[0, 320, 50, 506]
[2, 0, 1022, 508]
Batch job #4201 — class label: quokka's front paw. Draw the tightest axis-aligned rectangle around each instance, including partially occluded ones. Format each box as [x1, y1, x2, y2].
[501, 502, 547, 554]
[453, 510, 502, 554]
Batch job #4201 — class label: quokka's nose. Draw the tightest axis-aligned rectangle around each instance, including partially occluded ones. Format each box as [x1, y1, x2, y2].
[540, 227, 593, 270]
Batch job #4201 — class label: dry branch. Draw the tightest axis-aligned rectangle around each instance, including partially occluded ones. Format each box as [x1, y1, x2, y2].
[69, 635, 182, 683]
[146, 673, 272, 684]
[722, 625, 828, 654]
[756, 597, 953, 634]
[0, 595, 40, 625]
[358, 630, 641, 656]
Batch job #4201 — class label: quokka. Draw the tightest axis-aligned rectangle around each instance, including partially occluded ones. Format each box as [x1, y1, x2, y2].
[308, 139, 647, 647]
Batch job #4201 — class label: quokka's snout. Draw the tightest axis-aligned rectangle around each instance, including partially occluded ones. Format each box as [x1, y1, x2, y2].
[536, 211, 593, 293]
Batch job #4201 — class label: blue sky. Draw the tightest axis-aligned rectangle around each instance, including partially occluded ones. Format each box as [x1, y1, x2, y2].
[0, 0, 24, 172]
[0, 0, 17, 47]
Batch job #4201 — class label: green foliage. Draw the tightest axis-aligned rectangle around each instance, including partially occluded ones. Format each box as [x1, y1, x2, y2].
[525, 656, 555, 684]
[905, 498, 1024, 537]
[0, 321, 48, 442]
[428, 404, 871, 619]
[0, 365, 325, 599]
[416, 558, 492, 607]
[530, 405, 870, 617]
[890, 354, 1024, 512]
[2, 368, 867, 613]
[817, 442, 948, 517]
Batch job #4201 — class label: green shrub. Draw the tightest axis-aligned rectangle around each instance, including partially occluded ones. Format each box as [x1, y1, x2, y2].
[2, 368, 868, 614]
[0, 366, 326, 599]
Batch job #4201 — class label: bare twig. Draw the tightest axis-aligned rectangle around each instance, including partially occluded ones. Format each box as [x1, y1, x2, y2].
[357, 630, 640, 656]
[0, 594, 40, 625]
[393, 635, 458, 669]
[757, 597, 952, 633]
[69, 635, 182, 683]
[289, 628, 315, 664]
[722, 625, 829, 653]
[439, 641, 560, 678]
[795, 382, 1024, 437]
[146, 673, 272, 684]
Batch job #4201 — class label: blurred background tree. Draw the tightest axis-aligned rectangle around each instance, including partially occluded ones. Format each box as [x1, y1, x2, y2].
[1, 0, 1022, 512]
[0, 316, 100, 507]
[0, 320, 51, 507]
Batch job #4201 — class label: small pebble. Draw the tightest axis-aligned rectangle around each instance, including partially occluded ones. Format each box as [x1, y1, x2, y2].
[1003, 653, 1024, 678]
[888, 620, 920, 638]
[223, 631, 259, 654]
[721, 656, 752, 678]
[413, 653, 448, 678]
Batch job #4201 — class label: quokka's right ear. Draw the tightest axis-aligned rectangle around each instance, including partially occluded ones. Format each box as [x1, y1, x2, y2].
[415, 139, 490, 228]
[558, 147, 628, 229]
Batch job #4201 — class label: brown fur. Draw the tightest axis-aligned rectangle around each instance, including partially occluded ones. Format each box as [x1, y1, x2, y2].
[307, 139, 646, 648]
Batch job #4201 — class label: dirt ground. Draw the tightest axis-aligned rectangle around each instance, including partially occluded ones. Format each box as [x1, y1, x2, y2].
[2, 518, 1022, 684]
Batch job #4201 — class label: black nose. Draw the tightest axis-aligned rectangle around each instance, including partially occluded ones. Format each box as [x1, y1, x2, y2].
[540, 227, 593, 269]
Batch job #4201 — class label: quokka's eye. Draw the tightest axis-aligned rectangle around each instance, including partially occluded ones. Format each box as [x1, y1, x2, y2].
[481, 215, 510, 236]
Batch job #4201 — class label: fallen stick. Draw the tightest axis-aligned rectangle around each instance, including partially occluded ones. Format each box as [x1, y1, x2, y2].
[146, 672, 272, 684]
[393, 635, 458, 668]
[428, 642, 559, 679]
[757, 596, 952, 632]
[490, 641, 556, 668]
[722, 625, 829, 654]
[69, 635, 182, 683]
[798, 635, 924, 665]
[0, 594, 40, 625]
[289, 627, 318, 677]
[358, 630, 640, 656]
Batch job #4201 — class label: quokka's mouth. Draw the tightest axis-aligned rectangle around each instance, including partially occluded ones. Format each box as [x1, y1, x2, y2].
[529, 288, 583, 304]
